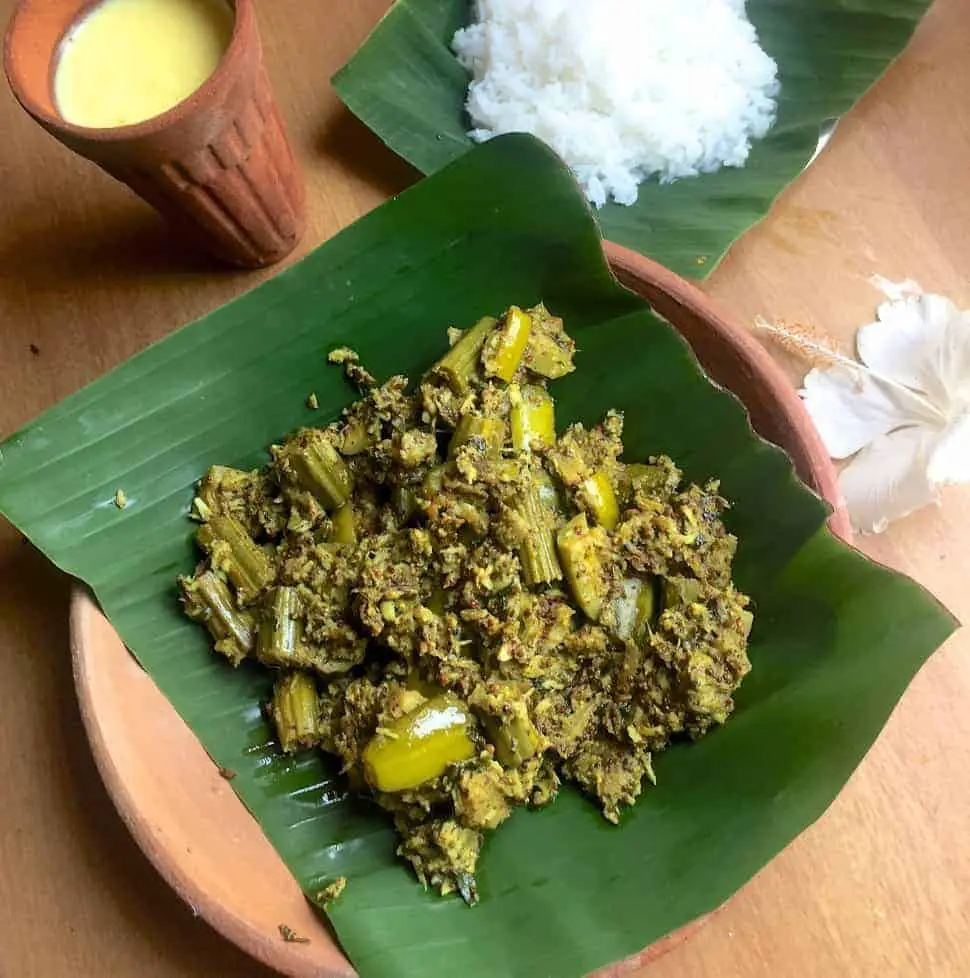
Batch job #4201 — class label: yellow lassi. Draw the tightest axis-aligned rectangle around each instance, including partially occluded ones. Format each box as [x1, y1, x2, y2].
[54, 0, 234, 129]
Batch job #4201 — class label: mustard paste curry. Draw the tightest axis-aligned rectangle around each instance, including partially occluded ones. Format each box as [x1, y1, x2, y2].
[179, 305, 753, 904]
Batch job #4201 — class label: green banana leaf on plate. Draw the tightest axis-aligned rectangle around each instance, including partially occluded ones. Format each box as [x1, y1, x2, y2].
[0, 136, 954, 978]
[333, 0, 932, 277]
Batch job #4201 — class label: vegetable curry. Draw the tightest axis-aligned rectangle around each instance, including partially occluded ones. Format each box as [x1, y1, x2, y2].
[179, 305, 752, 903]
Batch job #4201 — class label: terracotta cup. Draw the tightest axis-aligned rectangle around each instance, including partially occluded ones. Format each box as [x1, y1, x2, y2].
[3, 0, 305, 268]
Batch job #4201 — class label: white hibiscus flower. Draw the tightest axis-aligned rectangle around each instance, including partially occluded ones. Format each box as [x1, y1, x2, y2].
[759, 292, 970, 534]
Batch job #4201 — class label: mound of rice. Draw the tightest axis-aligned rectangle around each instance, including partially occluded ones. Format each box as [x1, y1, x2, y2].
[453, 0, 779, 208]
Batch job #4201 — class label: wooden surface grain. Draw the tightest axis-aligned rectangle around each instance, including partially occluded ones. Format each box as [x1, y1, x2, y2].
[0, 0, 968, 975]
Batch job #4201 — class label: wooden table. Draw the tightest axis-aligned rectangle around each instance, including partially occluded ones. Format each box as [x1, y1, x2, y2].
[1, 1, 968, 975]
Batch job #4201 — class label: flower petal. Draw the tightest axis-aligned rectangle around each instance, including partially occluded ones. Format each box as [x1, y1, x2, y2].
[868, 274, 923, 302]
[927, 412, 970, 485]
[936, 311, 970, 411]
[857, 294, 970, 411]
[801, 362, 932, 460]
[839, 424, 940, 534]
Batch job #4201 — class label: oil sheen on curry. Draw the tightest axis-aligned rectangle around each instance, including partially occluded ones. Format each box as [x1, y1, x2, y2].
[178, 305, 753, 904]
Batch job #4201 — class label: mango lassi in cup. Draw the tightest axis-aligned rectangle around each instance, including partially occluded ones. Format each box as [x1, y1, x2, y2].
[4, 0, 305, 268]
[55, 0, 235, 129]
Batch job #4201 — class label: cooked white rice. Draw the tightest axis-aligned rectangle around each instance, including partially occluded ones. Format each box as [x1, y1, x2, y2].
[452, 0, 779, 208]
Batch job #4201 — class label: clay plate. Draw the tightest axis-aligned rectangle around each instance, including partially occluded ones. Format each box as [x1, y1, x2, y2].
[70, 247, 850, 977]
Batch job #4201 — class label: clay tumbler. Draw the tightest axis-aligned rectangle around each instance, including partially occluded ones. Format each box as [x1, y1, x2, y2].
[4, 0, 305, 268]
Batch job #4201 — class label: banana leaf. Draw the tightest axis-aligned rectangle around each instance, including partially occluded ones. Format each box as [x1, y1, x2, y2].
[332, 0, 931, 278]
[0, 135, 954, 978]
